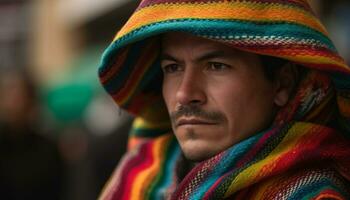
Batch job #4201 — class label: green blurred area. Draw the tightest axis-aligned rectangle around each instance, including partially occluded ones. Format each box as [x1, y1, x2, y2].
[44, 46, 105, 123]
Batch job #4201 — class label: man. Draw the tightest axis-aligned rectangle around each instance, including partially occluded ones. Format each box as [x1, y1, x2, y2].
[98, 0, 350, 199]
[160, 32, 299, 163]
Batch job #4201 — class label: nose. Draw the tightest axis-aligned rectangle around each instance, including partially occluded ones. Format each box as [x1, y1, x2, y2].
[175, 69, 206, 106]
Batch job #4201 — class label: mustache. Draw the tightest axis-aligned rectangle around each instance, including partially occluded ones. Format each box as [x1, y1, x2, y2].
[170, 105, 226, 125]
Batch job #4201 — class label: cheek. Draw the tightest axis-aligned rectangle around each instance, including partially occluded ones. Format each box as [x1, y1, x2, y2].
[212, 86, 245, 126]
[162, 80, 176, 111]
[209, 79, 275, 138]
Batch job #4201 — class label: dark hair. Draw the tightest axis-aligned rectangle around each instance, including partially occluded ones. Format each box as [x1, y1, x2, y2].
[260, 55, 290, 81]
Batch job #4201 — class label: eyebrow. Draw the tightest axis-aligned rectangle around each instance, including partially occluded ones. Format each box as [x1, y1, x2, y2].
[160, 50, 231, 63]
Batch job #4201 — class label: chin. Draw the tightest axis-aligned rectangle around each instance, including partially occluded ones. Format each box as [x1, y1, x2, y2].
[182, 147, 217, 162]
[175, 129, 227, 161]
[183, 153, 210, 162]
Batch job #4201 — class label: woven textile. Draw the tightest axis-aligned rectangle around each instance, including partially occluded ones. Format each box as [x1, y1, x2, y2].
[98, 0, 350, 199]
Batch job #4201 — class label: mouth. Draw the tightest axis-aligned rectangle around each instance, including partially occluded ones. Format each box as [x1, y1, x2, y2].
[176, 118, 217, 127]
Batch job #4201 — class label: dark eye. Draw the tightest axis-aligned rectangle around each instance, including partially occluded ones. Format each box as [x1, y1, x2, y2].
[208, 62, 231, 71]
[162, 64, 182, 74]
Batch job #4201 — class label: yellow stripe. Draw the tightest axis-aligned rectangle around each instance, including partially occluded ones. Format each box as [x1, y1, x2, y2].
[248, 174, 281, 199]
[282, 54, 349, 71]
[249, 51, 349, 72]
[224, 122, 313, 197]
[114, 2, 326, 41]
[133, 117, 171, 130]
[252, 51, 348, 72]
[287, 55, 342, 65]
[130, 134, 171, 200]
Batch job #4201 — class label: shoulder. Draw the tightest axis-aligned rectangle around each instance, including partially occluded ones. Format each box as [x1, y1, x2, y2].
[98, 133, 179, 200]
[241, 167, 350, 200]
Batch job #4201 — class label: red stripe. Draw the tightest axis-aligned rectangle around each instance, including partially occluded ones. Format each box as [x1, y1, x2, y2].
[235, 127, 280, 169]
[113, 142, 154, 200]
[171, 154, 222, 200]
[100, 47, 130, 83]
[263, 126, 332, 178]
[311, 189, 346, 200]
[111, 39, 159, 104]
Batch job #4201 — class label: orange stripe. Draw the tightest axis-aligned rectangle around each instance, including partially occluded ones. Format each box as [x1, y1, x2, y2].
[224, 123, 313, 196]
[130, 134, 171, 199]
[229, 42, 344, 63]
[112, 39, 159, 105]
[314, 193, 344, 200]
[115, 2, 326, 40]
[100, 47, 130, 83]
[241, 47, 349, 71]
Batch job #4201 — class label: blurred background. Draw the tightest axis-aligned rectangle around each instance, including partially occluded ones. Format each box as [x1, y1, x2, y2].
[0, 0, 349, 199]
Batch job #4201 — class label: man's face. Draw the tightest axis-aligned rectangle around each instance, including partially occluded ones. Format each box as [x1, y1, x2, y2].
[161, 33, 279, 161]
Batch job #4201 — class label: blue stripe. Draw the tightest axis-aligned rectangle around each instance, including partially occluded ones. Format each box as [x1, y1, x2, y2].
[153, 139, 181, 199]
[101, 40, 148, 94]
[101, 45, 163, 107]
[104, 19, 336, 56]
[189, 130, 265, 200]
[99, 19, 340, 107]
[194, 124, 292, 199]
[288, 178, 350, 199]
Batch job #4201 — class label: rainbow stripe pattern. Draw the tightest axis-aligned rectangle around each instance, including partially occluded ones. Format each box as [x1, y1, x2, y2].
[99, 134, 181, 200]
[98, 0, 350, 199]
[170, 121, 350, 199]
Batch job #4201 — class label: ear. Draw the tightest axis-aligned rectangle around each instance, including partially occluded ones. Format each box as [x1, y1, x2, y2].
[273, 63, 298, 107]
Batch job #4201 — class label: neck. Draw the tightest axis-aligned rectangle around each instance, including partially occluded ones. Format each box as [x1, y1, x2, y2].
[176, 153, 198, 182]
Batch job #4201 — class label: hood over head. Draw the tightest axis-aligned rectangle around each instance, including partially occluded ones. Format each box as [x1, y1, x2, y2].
[98, 0, 350, 138]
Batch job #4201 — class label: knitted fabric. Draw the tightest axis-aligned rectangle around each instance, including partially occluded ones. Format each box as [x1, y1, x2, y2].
[98, 0, 350, 199]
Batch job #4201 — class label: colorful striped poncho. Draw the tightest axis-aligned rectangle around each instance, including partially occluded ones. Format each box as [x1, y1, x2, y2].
[98, 0, 350, 199]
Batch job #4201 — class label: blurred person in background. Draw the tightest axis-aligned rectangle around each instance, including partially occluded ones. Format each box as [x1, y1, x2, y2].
[323, 0, 350, 65]
[0, 69, 64, 200]
[96, 0, 350, 199]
